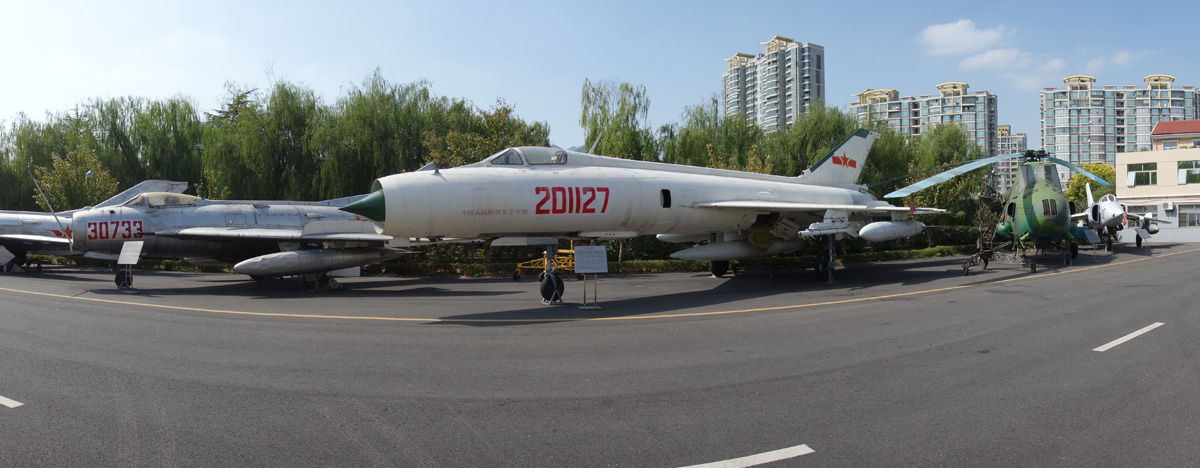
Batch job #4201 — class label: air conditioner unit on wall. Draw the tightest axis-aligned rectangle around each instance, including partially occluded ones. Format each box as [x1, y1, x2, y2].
[1163, 201, 1175, 211]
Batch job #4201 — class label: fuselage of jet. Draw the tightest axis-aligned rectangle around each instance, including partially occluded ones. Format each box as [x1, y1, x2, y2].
[351, 147, 887, 242]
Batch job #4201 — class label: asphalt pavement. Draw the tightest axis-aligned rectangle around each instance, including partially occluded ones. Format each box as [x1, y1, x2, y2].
[0, 243, 1197, 467]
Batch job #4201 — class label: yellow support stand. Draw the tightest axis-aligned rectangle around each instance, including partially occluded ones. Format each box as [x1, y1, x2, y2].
[513, 241, 578, 280]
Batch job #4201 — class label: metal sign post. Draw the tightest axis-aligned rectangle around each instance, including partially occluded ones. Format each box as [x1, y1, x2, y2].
[573, 246, 607, 310]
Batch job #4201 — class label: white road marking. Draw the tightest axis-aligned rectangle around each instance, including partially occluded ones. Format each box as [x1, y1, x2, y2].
[0, 395, 23, 409]
[1094, 322, 1165, 352]
[678, 444, 815, 468]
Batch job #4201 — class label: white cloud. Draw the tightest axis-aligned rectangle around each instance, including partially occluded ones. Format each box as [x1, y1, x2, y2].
[1006, 58, 1068, 91]
[1038, 58, 1065, 73]
[919, 19, 1007, 56]
[1111, 50, 1146, 66]
[1085, 57, 1106, 74]
[959, 49, 1032, 70]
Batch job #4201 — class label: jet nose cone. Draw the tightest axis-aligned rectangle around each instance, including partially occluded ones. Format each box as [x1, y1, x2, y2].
[340, 190, 387, 222]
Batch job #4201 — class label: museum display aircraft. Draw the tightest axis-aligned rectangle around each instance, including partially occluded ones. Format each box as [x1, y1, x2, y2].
[886, 150, 1111, 272]
[341, 129, 945, 300]
[1073, 182, 1169, 251]
[1, 180, 189, 272]
[67, 192, 407, 290]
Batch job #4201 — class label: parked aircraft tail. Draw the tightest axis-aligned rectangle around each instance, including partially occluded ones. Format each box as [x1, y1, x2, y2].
[798, 129, 878, 187]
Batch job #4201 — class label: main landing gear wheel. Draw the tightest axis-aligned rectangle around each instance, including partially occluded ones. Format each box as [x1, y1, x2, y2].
[814, 254, 831, 282]
[710, 260, 729, 278]
[302, 274, 343, 291]
[539, 273, 565, 302]
[1136, 235, 1143, 248]
[115, 271, 133, 289]
[1069, 243, 1079, 259]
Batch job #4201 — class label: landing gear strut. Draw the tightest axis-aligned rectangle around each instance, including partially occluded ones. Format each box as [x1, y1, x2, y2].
[814, 234, 836, 283]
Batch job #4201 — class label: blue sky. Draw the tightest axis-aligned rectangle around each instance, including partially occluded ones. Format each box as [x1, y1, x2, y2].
[2, 0, 1197, 151]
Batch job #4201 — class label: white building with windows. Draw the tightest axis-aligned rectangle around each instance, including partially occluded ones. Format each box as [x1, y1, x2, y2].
[1114, 120, 1200, 242]
[994, 125, 1028, 193]
[1041, 74, 1199, 173]
[848, 82, 999, 156]
[723, 36, 824, 133]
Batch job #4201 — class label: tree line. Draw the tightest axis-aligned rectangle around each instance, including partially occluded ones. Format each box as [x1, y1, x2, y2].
[1, 71, 988, 223]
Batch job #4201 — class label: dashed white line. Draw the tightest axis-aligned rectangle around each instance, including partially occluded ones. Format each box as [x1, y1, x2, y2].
[678, 444, 815, 468]
[1094, 322, 1165, 352]
[0, 395, 23, 409]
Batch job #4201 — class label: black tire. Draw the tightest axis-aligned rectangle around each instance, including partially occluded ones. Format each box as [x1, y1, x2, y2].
[814, 255, 830, 282]
[115, 271, 132, 289]
[1105, 239, 1113, 252]
[1030, 264, 1037, 273]
[1136, 235, 1143, 248]
[1069, 243, 1079, 259]
[539, 274, 565, 302]
[710, 260, 729, 278]
[512, 270, 521, 281]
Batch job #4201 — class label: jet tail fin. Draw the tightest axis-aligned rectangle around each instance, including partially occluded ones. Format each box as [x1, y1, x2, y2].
[799, 129, 879, 187]
[1085, 182, 1094, 206]
[94, 180, 190, 209]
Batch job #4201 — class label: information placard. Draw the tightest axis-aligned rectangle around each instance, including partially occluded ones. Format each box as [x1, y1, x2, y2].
[573, 246, 608, 274]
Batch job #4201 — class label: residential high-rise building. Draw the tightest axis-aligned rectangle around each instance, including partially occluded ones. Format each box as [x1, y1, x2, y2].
[848, 82, 999, 155]
[1040, 74, 1200, 169]
[723, 36, 824, 133]
[993, 125, 1028, 192]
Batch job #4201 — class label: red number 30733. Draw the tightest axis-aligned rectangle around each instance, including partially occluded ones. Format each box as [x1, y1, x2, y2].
[86, 220, 143, 240]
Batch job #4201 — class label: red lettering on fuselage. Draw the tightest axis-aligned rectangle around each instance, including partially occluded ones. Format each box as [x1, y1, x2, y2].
[535, 187, 610, 215]
[86, 220, 143, 240]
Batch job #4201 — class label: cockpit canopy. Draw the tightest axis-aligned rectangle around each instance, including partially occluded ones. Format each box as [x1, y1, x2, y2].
[1099, 194, 1119, 203]
[485, 147, 568, 166]
[1020, 163, 1061, 187]
[123, 192, 200, 208]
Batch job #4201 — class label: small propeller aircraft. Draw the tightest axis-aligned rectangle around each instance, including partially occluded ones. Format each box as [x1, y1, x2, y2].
[341, 129, 945, 301]
[886, 150, 1111, 272]
[67, 192, 407, 290]
[1073, 183, 1169, 251]
[1, 180, 189, 272]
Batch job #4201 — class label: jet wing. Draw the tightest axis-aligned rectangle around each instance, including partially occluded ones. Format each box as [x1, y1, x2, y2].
[1071, 212, 1089, 221]
[694, 201, 946, 215]
[1125, 212, 1172, 225]
[149, 227, 393, 243]
[0, 234, 72, 249]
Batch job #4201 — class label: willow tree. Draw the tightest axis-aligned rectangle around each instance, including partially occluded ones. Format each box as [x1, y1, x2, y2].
[580, 79, 657, 160]
[32, 146, 118, 211]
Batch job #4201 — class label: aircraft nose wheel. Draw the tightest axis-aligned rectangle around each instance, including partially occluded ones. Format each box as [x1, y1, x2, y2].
[539, 273, 565, 303]
[115, 271, 133, 289]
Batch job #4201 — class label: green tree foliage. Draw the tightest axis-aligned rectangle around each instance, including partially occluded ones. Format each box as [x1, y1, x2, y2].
[900, 124, 988, 224]
[314, 71, 476, 199]
[32, 146, 118, 211]
[580, 79, 657, 160]
[422, 99, 549, 168]
[659, 96, 763, 170]
[1065, 163, 1116, 209]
